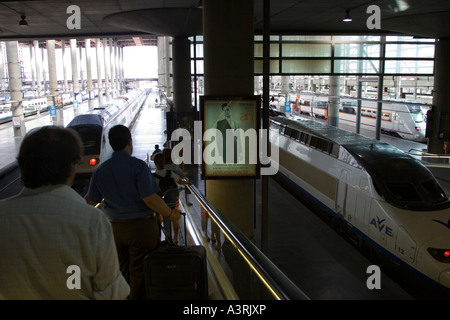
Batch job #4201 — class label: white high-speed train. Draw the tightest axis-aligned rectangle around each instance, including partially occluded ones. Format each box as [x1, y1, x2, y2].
[288, 93, 428, 142]
[269, 114, 450, 296]
[66, 89, 148, 182]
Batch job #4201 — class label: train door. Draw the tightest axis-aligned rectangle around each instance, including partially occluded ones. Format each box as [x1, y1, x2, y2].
[335, 169, 348, 218]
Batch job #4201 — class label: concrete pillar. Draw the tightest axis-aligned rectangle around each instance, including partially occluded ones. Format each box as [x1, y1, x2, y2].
[281, 76, 289, 113]
[114, 41, 119, 94]
[109, 38, 115, 97]
[70, 39, 80, 114]
[46, 40, 58, 97]
[203, 0, 255, 239]
[328, 75, 340, 127]
[41, 47, 48, 94]
[46, 40, 63, 125]
[158, 36, 172, 98]
[5, 41, 25, 137]
[170, 36, 195, 150]
[95, 38, 103, 105]
[85, 38, 93, 109]
[119, 45, 124, 94]
[0, 42, 5, 91]
[172, 38, 192, 107]
[79, 46, 85, 91]
[62, 40, 68, 92]
[103, 38, 110, 100]
[33, 40, 42, 97]
[429, 38, 450, 154]
[29, 43, 36, 92]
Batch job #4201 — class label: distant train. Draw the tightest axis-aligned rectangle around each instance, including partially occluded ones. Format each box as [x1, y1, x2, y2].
[269, 115, 450, 296]
[285, 92, 429, 142]
[66, 89, 149, 183]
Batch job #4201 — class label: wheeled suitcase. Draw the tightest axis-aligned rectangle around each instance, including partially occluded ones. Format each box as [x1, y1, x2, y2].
[143, 243, 208, 300]
[143, 212, 208, 300]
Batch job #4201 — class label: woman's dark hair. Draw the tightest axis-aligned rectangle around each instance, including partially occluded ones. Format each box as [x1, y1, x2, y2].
[153, 152, 164, 169]
[17, 126, 83, 188]
[108, 124, 131, 151]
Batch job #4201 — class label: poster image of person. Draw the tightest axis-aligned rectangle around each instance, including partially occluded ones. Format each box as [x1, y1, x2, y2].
[202, 98, 259, 178]
[214, 102, 239, 163]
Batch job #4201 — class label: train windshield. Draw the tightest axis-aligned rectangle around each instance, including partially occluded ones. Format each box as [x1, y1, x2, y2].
[407, 105, 426, 123]
[69, 125, 102, 155]
[371, 157, 450, 211]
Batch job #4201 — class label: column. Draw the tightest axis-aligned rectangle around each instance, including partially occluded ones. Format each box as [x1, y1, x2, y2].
[29, 42, 36, 92]
[281, 76, 289, 113]
[203, 0, 255, 239]
[85, 38, 93, 109]
[120, 45, 124, 94]
[114, 41, 120, 95]
[62, 40, 68, 92]
[95, 38, 103, 105]
[0, 42, 5, 91]
[328, 75, 340, 127]
[70, 39, 80, 114]
[5, 41, 25, 136]
[46, 40, 63, 124]
[109, 38, 115, 97]
[171, 37, 194, 138]
[103, 38, 110, 100]
[33, 40, 42, 97]
[429, 38, 450, 154]
[157, 36, 172, 98]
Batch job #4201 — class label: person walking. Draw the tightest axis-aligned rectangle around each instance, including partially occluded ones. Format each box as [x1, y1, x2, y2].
[85, 124, 181, 300]
[0, 126, 130, 300]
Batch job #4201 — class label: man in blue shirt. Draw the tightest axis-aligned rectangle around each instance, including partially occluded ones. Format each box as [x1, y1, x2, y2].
[86, 125, 181, 300]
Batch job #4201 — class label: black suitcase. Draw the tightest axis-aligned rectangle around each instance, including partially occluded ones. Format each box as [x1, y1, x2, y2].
[143, 212, 208, 300]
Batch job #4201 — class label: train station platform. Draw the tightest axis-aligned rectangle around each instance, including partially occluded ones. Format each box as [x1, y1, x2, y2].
[0, 91, 447, 300]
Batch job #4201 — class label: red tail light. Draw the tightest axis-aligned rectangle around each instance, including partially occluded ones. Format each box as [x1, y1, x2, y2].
[89, 158, 99, 166]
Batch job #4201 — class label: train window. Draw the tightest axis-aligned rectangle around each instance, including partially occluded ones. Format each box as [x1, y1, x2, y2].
[293, 130, 302, 141]
[305, 134, 311, 145]
[316, 138, 325, 151]
[310, 136, 318, 148]
[290, 129, 299, 139]
[330, 144, 339, 157]
[385, 182, 420, 202]
[322, 141, 332, 153]
[299, 132, 306, 143]
[70, 126, 102, 155]
[284, 127, 292, 137]
[382, 112, 392, 121]
[421, 180, 447, 202]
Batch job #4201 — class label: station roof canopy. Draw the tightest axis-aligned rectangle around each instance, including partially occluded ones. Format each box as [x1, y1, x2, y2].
[0, 0, 449, 44]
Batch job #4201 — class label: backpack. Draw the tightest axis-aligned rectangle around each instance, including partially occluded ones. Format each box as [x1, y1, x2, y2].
[154, 170, 178, 201]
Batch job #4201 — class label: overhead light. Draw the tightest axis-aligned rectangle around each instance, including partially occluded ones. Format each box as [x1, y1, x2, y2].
[19, 15, 28, 27]
[343, 9, 352, 22]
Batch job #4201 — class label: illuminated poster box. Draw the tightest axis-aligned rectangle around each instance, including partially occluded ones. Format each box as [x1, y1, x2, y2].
[200, 96, 261, 179]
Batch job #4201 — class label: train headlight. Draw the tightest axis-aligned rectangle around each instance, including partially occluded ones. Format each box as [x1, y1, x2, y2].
[89, 158, 99, 166]
[428, 248, 450, 263]
[415, 126, 420, 131]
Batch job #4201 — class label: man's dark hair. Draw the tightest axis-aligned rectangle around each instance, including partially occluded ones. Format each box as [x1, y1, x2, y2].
[108, 125, 131, 151]
[17, 126, 83, 188]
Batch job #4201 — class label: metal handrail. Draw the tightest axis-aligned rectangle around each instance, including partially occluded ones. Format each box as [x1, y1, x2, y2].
[185, 183, 309, 300]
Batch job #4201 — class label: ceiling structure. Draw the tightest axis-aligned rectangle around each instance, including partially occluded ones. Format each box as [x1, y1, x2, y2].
[0, 0, 449, 46]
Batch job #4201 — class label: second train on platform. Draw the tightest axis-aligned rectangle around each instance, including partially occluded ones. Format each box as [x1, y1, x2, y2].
[278, 92, 429, 142]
